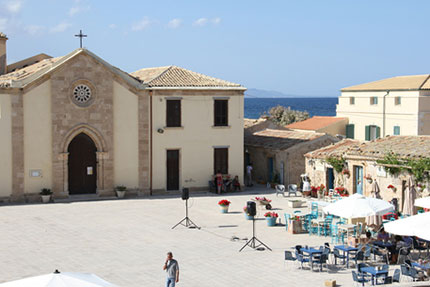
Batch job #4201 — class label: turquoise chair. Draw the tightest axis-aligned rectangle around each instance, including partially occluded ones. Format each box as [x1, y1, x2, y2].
[418, 209, 424, 214]
[284, 213, 291, 231]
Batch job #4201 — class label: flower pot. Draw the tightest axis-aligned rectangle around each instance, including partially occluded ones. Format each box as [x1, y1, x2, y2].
[303, 190, 311, 197]
[266, 217, 277, 226]
[116, 190, 126, 198]
[417, 187, 423, 193]
[41, 195, 51, 203]
[288, 200, 303, 208]
[366, 178, 373, 184]
[288, 220, 302, 234]
[245, 214, 254, 220]
[220, 205, 229, 213]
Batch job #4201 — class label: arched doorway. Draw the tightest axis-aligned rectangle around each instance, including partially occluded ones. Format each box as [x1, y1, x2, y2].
[68, 133, 97, 194]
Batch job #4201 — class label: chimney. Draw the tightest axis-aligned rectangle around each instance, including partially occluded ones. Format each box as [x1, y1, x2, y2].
[0, 32, 7, 75]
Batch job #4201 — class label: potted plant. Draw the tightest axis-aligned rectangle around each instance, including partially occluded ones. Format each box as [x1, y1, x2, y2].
[364, 175, 373, 184]
[243, 206, 254, 220]
[218, 199, 231, 213]
[342, 169, 350, 178]
[417, 183, 424, 193]
[387, 184, 396, 192]
[264, 212, 278, 226]
[115, 185, 127, 198]
[317, 184, 325, 199]
[40, 188, 52, 203]
[310, 186, 318, 198]
[335, 186, 349, 197]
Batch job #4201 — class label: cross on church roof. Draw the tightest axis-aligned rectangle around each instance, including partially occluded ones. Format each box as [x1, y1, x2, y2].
[74, 30, 87, 48]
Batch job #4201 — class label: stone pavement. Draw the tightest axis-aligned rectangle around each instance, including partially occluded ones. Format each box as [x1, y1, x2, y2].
[0, 187, 361, 286]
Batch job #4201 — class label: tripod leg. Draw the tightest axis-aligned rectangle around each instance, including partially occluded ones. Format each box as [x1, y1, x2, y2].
[171, 217, 187, 229]
[253, 237, 272, 251]
[239, 237, 254, 252]
[185, 217, 201, 229]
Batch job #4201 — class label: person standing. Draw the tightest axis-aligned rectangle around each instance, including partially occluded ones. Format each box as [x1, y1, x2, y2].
[215, 170, 223, 194]
[163, 252, 179, 287]
[246, 163, 253, 187]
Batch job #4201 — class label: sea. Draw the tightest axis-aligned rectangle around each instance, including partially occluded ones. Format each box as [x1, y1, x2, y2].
[244, 97, 338, 119]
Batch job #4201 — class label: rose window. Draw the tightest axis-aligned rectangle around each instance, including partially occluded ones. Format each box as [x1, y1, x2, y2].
[73, 84, 92, 104]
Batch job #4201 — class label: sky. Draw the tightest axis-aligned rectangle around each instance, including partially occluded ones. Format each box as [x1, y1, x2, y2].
[1, 0, 430, 97]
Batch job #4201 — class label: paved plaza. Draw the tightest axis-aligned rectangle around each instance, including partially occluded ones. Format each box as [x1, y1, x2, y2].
[0, 187, 359, 286]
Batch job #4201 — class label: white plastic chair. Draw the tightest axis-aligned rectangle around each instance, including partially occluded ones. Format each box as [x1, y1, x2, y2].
[275, 184, 286, 197]
[287, 184, 298, 197]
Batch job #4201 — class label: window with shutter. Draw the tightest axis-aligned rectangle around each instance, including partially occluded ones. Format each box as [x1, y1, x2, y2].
[346, 124, 355, 139]
[214, 148, 228, 174]
[393, 126, 400, 135]
[166, 100, 181, 127]
[214, 100, 228, 126]
[365, 125, 370, 141]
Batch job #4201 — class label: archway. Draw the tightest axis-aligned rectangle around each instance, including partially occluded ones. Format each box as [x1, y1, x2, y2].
[68, 133, 97, 194]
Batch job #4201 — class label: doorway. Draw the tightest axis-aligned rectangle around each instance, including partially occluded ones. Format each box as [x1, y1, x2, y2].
[267, 157, 274, 182]
[167, 150, 180, 190]
[327, 168, 334, 190]
[354, 166, 363, 194]
[68, 133, 97, 194]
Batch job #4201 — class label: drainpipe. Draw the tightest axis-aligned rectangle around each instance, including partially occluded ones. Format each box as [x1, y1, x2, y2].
[382, 91, 389, 137]
[150, 90, 153, 196]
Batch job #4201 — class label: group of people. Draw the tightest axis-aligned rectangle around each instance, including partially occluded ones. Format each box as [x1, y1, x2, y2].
[214, 171, 241, 194]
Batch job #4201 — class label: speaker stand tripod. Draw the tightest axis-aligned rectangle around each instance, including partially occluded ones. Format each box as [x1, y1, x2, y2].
[171, 199, 200, 229]
[239, 217, 271, 252]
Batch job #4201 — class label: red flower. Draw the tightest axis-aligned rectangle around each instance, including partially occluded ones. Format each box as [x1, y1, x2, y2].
[255, 197, 272, 203]
[264, 212, 278, 218]
[218, 199, 231, 206]
[387, 185, 395, 189]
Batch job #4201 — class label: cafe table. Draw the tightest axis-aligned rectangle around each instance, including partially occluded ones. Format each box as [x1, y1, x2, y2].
[300, 247, 322, 271]
[412, 262, 430, 270]
[334, 245, 358, 268]
[360, 266, 388, 285]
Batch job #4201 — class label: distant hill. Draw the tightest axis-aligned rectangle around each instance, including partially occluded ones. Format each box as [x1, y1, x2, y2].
[245, 88, 295, 98]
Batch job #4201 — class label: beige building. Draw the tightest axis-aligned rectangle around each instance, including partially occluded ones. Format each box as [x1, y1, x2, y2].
[285, 116, 348, 137]
[0, 34, 245, 202]
[244, 126, 338, 186]
[305, 136, 430, 211]
[337, 75, 430, 140]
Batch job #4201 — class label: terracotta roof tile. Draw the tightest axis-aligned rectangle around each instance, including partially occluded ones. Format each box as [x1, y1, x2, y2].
[342, 74, 430, 91]
[286, 116, 347, 130]
[131, 65, 244, 89]
[245, 128, 326, 150]
[305, 139, 360, 158]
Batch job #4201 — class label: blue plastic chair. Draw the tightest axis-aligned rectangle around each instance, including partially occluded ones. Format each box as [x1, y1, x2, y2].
[352, 270, 371, 287]
[284, 213, 291, 231]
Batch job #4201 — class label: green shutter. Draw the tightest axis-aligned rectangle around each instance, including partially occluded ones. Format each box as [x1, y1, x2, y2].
[346, 124, 355, 139]
[365, 125, 370, 141]
[375, 97, 378, 105]
[394, 126, 400, 135]
[376, 126, 381, 139]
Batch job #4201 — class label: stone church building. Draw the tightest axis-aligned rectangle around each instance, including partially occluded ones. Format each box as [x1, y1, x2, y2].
[0, 33, 245, 202]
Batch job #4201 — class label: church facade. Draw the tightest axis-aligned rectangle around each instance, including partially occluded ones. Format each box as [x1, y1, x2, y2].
[0, 34, 245, 202]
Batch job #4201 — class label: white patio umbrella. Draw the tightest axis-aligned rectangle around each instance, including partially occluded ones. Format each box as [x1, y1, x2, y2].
[323, 193, 394, 218]
[384, 212, 430, 241]
[366, 181, 383, 227]
[415, 196, 430, 209]
[403, 177, 417, 216]
[0, 270, 117, 287]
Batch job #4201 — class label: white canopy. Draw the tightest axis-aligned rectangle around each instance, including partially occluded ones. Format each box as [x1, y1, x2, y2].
[323, 193, 394, 219]
[384, 212, 430, 241]
[0, 271, 117, 287]
[415, 197, 430, 209]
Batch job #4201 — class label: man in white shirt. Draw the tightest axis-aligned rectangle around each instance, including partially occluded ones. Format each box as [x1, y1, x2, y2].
[246, 163, 253, 187]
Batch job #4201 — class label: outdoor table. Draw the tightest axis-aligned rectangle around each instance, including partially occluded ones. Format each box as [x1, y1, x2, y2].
[301, 247, 322, 271]
[338, 224, 356, 238]
[334, 245, 358, 268]
[360, 266, 388, 285]
[373, 241, 394, 249]
[412, 262, 430, 270]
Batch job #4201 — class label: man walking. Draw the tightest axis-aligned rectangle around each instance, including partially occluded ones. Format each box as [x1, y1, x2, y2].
[246, 163, 253, 187]
[163, 251, 179, 287]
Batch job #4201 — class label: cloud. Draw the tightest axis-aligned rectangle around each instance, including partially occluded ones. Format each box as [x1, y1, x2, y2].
[167, 18, 182, 29]
[5, 0, 22, 13]
[108, 24, 117, 29]
[24, 25, 45, 35]
[132, 17, 155, 31]
[69, 5, 90, 16]
[212, 17, 221, 25]
[193, 18, 208, 26]
[50, 22, 72, 33]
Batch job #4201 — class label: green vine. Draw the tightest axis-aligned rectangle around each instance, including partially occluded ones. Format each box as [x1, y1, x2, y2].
[407, 158, 430, 182]
[376, 152, 404, 175]
[377, 151, 430, 181]
[325, 156, 346, 173]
